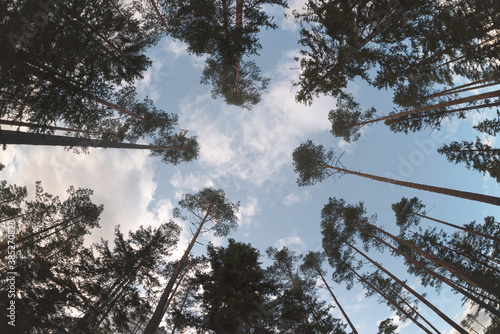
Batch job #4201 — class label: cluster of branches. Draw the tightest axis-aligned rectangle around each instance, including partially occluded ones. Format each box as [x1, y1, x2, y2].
[294, 0, 500, 180]
[141, 0, 287, 109]
[1, 0, 198, 164]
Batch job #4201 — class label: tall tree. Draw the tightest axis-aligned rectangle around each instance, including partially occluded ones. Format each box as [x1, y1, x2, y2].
[301, 251, 358, 334]
[143, 187, 239, 334]
[293, 0, 500, 105]
[154, 0, 286, 109]
[183, 239, 277, 333]
[69, 222, 181, 334]
[438, 138, 500, 182]
[320, 197, 469, 334]
[1, 129, 198, 166]
[266, 246, 347, 334]
[0, 181, 103, 334]
[292, 140, 500, 206]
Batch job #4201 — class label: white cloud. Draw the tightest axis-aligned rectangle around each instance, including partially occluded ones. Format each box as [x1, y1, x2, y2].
[170, 171, 215, 193]
[178, 50, 334, 187]
[283, 192, 301, 206]
[237, 196, 260, 230]
[164, 40, 188, 59]
[1, 145, 162, 246]
[274, 235, 303, 249]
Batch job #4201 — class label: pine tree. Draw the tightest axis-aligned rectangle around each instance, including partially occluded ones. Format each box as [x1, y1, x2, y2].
[438, 138, 500, 182]
[143, 188, 239, 334]
[292, 140, 500, 206]
[185, 239, 276, 333]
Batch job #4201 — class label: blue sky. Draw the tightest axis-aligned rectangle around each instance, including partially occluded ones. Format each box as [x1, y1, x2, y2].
[2, 1, 499, 332]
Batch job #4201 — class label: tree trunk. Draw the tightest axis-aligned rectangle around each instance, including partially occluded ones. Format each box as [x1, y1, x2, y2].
[148, 0, 169, 31]
[0, 215, 82, 253]
[353, 220, 500, 318]
[16, 53, 145, 120]
[344, 240, 468, 334]
[143, 208, 212, 334]
[312, 263, 358, 334]
[235, 0, 243, 96]
[170, 284, 192, 334]
[319, 163, 500, 206]
[412, 212, 500, 242]
[0, 130, 185, 151]
[355, 217, 500, 300]
[347, 263, 435, 334]
[0, 119, 102, 136]
[354, 89, 500, 127]
[421, 76, 500, 101]
[283, 261, 311, 325]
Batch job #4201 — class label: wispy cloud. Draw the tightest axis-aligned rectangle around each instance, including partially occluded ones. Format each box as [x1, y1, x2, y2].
[178, 50, 334, 187]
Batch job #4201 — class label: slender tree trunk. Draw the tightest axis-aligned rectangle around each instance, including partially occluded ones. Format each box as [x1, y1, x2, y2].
[0, 119, 104, 136]
[92, 276, 132, 332]
[170, 284, 192, 334]
[0, 215, 82, 253]
[148, 0, 169, 31]
[353, 220, 500, 318]
[421, 76, 500, 101]
[355, 217, 500, 300]
[312, 263, 358, 334]
[346, 263, 435, 334]
[319, 163, 500, 206]
[15, 54, 145, 120]
[143, 208, 212, 334]
[387, 101, 500, 123]
[412, 212, 500, 242]
[0, 130, 185, 151]
[0, 212, 33, 223]
[283, 261, 311, 325]
[165, 270, 187, 311]
[354, 89, 500, 127]
[344, 240, 468, 334]
[235, 0, 243, 95]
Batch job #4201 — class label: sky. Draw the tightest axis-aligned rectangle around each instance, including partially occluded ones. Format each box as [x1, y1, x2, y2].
[1, 1, 499, 333]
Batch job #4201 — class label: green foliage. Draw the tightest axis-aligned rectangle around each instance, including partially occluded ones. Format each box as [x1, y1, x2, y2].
[292, 140, 335, 186]
[175, 187, 240, 237]
[266, 246, 347, 334]
[201, 57, 270, 110]
[391, 197, 425, 231]
[0, 181, 103, 333]
[187, 239, 276, 333]
[377, 318, 398, 334]
[159, 0, 286, 109]
[328, 95, 376, 142]
[438, 138, 500, 182]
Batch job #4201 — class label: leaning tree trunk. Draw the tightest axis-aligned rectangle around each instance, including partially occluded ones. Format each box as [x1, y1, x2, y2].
[143, 207, 212, 334]
[319, 163, 500, 206]
[0, 215, 82, 253]
[411, 212, 500, 242]
[343, 240, 468, 334]
[352, 220, 500, 318]
[312, 263, 358, 334]
[353, 89, 500, 127]
[0, 130, 185, 151]
[346, 263, 436, 334]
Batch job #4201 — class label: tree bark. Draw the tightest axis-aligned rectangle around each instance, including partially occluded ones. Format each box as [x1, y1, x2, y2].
[312, 263, 358, 334]
[0, 130, 185, 151]
[143, 208, 212, 334]
[353, 220, 500, 318]
[319, 163, 500, 206]
[347, 263, 435, 334]
[354, 89, 500, 127]
[344, 240, 468, 334]
[412, 212, 500, 242]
